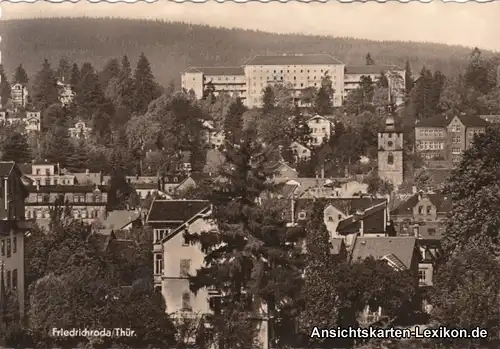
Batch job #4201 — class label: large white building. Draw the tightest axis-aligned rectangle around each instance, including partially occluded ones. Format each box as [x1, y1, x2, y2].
[181, 55, 406, 108]
[243, 54, 345, 108]
[181, 66, 246, 101]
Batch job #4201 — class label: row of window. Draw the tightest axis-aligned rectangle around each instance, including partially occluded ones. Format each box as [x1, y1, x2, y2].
[418, 141, 445, 150]
[418, 129, 445, 137]
[34, 194, 102, 203]
[34, 178, 74, 186]
[450, 125, 462, 133]
[252, 68, 332, 74]
[26, 209, 101, 219]
[0, 236, 17, 258]
[417, 205, 433, 216]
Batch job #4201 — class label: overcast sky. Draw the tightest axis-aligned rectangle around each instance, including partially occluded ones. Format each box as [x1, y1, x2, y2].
[1, 0, 499, 51]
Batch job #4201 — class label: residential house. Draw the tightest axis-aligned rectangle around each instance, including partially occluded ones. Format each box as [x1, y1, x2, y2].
[290, 142, 312, 162]
[307, 114, 336, 147]
[68, 121, 92, 140]
[25, 161, 75, 186]
[417, 239, 443, 314]
[181, 67, 246, 102]
[266, 161, 298, 181]
[200, 121, 225, 149]
[349, 236, 420, 325]
[148, 199, 269, 348]
[0, 110, 41, 133]
[10, 83, 28, 109]
[0, 162, 32, 317]
[390, 190, 451, 240]
[25, 184, 108, 229]
[287, 197, 389, 244]
[415, 113, 488, 168]
[57, 80, 75, 107]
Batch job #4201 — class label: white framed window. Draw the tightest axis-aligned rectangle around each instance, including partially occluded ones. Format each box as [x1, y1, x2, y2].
[154, 254, 163, 275]
[154, 229, 169, 243]
[298, 211, 306, 220]
[418, 270, 426, 284]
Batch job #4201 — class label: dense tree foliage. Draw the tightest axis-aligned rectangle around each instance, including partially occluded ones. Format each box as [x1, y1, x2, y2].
[0, 18, 483, 88]
[13, 64, 29, 85]
[32, 59, 59, 111]
[1, 131, 31, 163]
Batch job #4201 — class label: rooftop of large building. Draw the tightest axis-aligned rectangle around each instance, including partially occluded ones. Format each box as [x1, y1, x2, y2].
[244, 54, 343, 66]
[183, 66, 245, 76]
[344, 65, 403, 75]
[415, 113, 489, 128]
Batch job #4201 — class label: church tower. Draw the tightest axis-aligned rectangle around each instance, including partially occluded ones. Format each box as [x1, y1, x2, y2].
[378, 116, 403, 187]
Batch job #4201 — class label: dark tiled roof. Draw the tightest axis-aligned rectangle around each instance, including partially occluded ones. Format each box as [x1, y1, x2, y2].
[18, 163, 32, 175]
[147, 200, 210, 222]
[294, 197, 387, 218]
[0, 162, 15, 177]
[33, 160, 57, 165]
[184, 66, 245, 76]
[416, 114, 489, 128]
[351, 236, 417, 269]
[390, 191, 451, 216]
[245, 54, 343, 66]
[479, 115, 500, 123]
[133, 183, 159, 190]
[26, 185, 108, 193]
[336, 202, 387, 234]
[101, 210, 141, 230]
[344, 65, 403, 75]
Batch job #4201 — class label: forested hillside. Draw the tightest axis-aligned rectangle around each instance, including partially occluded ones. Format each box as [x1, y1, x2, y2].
[0, 17, 490, 87]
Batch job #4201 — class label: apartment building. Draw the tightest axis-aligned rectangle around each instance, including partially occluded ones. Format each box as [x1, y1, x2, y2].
[25, 184, 108, 227]
[244, 54, 345, 108]
[344, 65, 405, 95]
[181, 67, 246, 101]
[415, 113, 488, 168]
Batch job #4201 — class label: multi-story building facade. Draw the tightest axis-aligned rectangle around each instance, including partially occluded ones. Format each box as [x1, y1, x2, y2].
[307, 114, 336, 146]
[0, 110, 41, 133]
[378, 116, 404, 187]
[0, 162, 31, 317]
[344, 65, 406, 105]
[147, 199, 269, 348]
[68, 121, 92, 140]
[243, 54, 345, 108]
[26, 161, 76, 186]
[415, 113, 488, 168]
[25, 184, 108, 227]
[182, 55, 407, 109]
[181, 67, 246, 101]
[10, 83, 29, 109]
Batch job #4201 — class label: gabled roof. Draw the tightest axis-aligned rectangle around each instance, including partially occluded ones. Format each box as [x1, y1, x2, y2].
[390, 191, 451, 216]
[345, 65, 403, 75]
[161, 206, 213, 244]
[351, 236, 417, 269]
[146, 199, 210, 223]
[101, 210, 141, 230]
[244, 54, 343, 66]
[183, 66, 245, 76]
[336, 201, 387, 234]
[416, 114, 489, 128]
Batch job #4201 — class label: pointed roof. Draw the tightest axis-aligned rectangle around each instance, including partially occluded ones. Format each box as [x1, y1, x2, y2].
[350, 236, 417, 269]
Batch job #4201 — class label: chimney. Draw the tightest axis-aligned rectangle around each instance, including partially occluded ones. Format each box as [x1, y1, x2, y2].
[321, 165, 325, 179]
[85, 169, 90, 175]
[412, 186, 418, 194]
[290, 198, 295, 225]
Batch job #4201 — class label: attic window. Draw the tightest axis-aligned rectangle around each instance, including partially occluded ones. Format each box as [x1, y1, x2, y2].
[328, 216, 333, 222]
[338, 214, 342, 220]
[298, 211, 306, 220]
[174, 177, 178, 182]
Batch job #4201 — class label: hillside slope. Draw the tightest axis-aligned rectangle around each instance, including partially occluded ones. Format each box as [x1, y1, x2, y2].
[0, 17, 488, 87]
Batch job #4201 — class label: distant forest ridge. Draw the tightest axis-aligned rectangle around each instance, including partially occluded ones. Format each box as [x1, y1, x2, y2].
[0, 17, 494, 87]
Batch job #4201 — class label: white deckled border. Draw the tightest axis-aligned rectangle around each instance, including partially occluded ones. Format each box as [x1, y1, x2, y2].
[0, 0, 496, 3]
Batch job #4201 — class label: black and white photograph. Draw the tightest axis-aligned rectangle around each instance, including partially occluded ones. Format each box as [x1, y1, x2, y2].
[0, 0, 499, 348]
